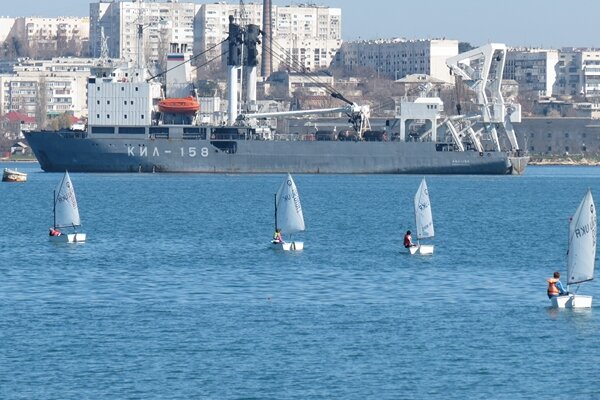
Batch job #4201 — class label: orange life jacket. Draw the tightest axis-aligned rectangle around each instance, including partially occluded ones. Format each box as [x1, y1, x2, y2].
[547, 278, 559, 295]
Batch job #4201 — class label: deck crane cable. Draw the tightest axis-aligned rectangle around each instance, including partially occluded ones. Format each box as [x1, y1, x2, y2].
[262, 38, 343, 99]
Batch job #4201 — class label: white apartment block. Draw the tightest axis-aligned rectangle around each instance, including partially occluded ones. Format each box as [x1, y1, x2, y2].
[505, 49, 559, 97]
[0, 18, 16, 43]
[6, 17, 89, 58]
[553, 49, 600, 99]
[90, 0, 196, 65]
[194, 2, 342, 74]
[334, 38, 458, 83]
[0, 58, 93, 118]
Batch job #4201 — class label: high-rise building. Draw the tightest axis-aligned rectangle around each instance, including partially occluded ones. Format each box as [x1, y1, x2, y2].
[90, 0, 196, 67]
[194, 2, 342, 75]
[504, 48, 559, 98]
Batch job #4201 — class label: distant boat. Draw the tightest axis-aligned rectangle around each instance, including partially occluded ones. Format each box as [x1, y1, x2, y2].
[49, 171, 86, 243]
[271, 173, 305, 251]
[551, 189, 596, 308]
[2, 168, 27, 182]
[409, 178, 434, 255]
[157, 96, 200, 114]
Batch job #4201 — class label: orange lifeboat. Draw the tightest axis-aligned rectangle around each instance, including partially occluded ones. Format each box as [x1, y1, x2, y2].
[158, 96, 200, 114]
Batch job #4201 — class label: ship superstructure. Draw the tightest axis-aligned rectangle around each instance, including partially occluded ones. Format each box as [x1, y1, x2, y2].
[24, 7, 528, 175]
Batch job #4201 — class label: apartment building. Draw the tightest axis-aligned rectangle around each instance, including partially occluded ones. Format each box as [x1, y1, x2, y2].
[333, 38, 458, 83]
[90, 0, 196, 65]
[504, 49, 559, 97]
[4, 17, 89, 58]
[0, 58, 94, 118]
[194, 2, 342, 74]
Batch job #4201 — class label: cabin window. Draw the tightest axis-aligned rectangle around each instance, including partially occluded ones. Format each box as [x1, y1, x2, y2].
[91, 126, 114, 134]
[119, 127, 145, 134]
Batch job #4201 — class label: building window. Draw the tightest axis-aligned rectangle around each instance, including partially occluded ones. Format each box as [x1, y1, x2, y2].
[530, 132, 535, 138]
[107, 114, 110, 119]
[547, 133, 552, 138]
[124, 114, 127, 119]
[565, 132, 569, 138]
[547, 146, 552, 152]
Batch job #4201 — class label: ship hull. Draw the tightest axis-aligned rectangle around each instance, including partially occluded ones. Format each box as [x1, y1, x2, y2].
[25, 131, 525, 175]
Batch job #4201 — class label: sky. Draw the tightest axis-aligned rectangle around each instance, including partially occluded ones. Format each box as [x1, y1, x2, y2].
[2, 0, 599, 49]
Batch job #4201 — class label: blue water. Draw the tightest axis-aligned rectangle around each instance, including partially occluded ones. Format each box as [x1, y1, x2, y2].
[1, 163, 600, 399]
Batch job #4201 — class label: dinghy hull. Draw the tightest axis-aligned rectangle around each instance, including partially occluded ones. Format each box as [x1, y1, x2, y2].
[271, 241, 303, 251]
[49, 233, 86, 243]
[551, 294, 592, 308]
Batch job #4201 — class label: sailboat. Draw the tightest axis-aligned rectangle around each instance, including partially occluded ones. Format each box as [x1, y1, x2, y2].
[409, 178, 434, 255]
[49, 171, 86, 243]
[551, 189, 596, 308]
[271, 173, 305, 251]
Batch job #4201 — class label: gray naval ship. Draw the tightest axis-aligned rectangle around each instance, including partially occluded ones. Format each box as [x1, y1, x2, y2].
[25, 37, 528, 175]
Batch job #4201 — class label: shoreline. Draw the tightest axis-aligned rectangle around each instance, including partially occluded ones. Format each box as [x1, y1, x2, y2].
[528, 158, 600, 166]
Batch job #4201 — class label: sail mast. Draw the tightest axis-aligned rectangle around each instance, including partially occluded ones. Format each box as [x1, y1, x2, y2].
[274, 193, 277, 231]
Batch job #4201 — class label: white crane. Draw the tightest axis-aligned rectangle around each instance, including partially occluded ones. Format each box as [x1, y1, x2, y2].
[446, 43, 521, 152]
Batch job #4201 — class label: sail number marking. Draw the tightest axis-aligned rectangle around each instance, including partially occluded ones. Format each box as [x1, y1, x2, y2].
[127, 146, 209, 158]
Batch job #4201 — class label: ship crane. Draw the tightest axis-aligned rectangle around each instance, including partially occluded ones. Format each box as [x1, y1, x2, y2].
[446, 43, 521, 152]
[238, 94, 371, 137]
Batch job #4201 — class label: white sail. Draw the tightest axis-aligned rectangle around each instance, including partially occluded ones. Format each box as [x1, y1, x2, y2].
[275, 173, 305, 235]
[54, 171, 81, 228]
[567, 190, 596, 285]
[414, 178, 434, 240]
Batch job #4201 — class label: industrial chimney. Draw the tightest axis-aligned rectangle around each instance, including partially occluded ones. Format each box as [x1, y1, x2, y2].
[261, 0, 272, 78]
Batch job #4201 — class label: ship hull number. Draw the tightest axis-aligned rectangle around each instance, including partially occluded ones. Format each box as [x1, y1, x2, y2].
[127, 146, 209, 158]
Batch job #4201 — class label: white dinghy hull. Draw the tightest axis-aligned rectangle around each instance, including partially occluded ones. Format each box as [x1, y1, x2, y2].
[407, 244, 434, 255]
[551, 294, 592, 309]
[418, 244, 434, 255]
[49, 233, 86, 243]
[271, 241, 304, 251]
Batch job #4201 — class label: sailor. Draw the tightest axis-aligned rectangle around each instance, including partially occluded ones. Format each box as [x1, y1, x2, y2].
[273, 228, 284, 244]
[49, 227, 61, 237]
[547, 271, 568, 299]
[403, 230, 416, 248]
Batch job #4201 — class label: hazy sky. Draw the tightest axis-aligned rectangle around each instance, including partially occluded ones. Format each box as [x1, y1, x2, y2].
[3, 0, 598, 49]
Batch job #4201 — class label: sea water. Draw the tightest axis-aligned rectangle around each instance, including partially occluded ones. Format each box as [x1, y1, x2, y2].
[1, 163, 599, 399]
